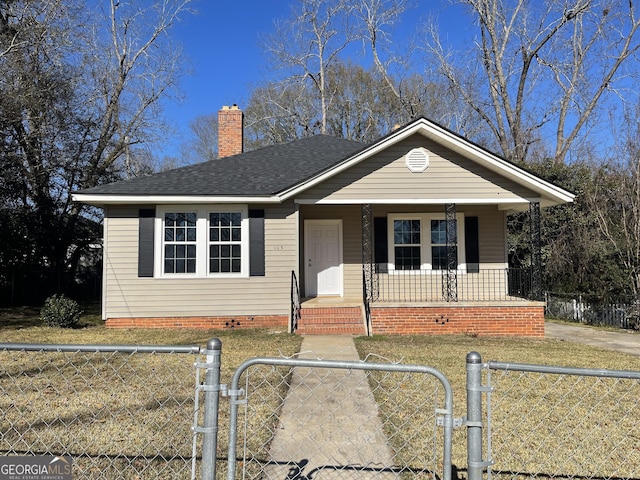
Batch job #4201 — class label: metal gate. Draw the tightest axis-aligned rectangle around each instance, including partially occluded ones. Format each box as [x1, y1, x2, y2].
[224, 356, 454, 480]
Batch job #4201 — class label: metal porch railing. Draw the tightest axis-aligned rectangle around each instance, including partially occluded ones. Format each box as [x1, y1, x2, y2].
[374, 267, 534, 303]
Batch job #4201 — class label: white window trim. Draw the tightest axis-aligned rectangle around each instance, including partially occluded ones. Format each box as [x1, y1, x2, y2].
[387, 213, 466, 274]
[154, 205, 249, 278]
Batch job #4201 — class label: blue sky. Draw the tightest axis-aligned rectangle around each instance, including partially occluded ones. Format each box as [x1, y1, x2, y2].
[167, 2, 294, 123]
[160, 1, 466, 158]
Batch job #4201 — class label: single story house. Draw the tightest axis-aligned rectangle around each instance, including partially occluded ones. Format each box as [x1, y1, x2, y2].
[73, 105, 574, 336]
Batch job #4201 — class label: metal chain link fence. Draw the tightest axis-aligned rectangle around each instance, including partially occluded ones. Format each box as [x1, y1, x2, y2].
[0, 344, 203, 479]
[2, 340, 639, 480]
[481, 361, 640, 480]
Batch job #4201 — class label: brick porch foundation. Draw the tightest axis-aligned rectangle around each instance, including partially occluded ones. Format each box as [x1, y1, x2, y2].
[105, 315, 288, 330]
[105, 303, 545, 337]
[370, 303, 545, 337]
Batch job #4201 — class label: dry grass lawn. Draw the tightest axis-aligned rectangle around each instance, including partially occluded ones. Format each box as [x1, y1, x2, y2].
[0, 305, 303, 479]
[2, 305, 639, 480]
[354, 333, 640, 480]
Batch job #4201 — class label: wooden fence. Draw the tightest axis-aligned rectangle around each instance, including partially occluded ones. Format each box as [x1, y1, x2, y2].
[545, 292, 640, 330]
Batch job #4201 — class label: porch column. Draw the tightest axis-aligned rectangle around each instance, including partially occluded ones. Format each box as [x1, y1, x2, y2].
[445, 203, 458, 301]
[529, 201, 543, 300]
[361, 203, 377, 301]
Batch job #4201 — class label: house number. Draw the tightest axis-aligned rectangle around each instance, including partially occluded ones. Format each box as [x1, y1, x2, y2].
[273, 245, 285, 251]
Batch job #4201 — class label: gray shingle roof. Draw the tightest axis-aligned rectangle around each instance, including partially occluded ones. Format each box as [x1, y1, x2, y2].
[77, 135, 365, 197]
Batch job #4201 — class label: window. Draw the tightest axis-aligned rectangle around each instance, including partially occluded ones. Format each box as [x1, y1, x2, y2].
[393, 219, 421, 270]
[156, 206, 248, 277]
[164, 212, 197, 274]
[387, 214, 465, 272]
[430, 219, 457, 270]
[209, 212, 242, 273]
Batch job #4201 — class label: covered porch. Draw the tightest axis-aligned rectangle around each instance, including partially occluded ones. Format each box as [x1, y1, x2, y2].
[292, 202, 545, 336]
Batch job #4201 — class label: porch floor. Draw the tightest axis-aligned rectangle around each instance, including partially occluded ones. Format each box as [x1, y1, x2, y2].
[301, 296, 363, 307]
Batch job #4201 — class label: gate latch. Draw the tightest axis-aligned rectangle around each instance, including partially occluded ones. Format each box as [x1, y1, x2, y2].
[220, 384, 247, 404]
[436, 414, 465, 428]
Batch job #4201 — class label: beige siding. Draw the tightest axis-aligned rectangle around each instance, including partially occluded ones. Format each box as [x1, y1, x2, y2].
[297, 134, 537, 202]
[103, 203, 298, 319]
[462, 205, 507, 266]
[103, 201, 507, 317]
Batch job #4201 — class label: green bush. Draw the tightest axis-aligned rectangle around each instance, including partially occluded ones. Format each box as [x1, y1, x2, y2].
[40, 294, 83, 328]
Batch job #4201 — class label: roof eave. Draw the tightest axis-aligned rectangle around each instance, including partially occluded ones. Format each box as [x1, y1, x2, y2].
[72, 193, 283, 206]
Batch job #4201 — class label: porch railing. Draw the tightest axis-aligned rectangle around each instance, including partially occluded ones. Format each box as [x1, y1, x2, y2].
[373, 267, 534, 303]
[290, 270, 301, 332]
[362, 270, 372, 336]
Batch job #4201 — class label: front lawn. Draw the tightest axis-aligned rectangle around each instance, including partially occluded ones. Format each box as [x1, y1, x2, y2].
[354, 334, 640, 480]
[0, 307, 302, 479]
[2, 306, 639, 480]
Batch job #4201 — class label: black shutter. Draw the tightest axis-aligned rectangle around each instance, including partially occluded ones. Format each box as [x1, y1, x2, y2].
[374, 217, 388, 272]
[138, 208, 155, 277]
[465, 216, 480, 273]
[249, 209, 265, 276]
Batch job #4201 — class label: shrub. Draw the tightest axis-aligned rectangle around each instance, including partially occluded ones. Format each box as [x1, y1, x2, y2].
[40, 294, 83, 328]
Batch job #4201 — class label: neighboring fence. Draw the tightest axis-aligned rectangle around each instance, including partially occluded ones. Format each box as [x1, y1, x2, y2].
[0, 342, 206, 479]
[545, 292, 640, 329]
[470, 355, 640, 480]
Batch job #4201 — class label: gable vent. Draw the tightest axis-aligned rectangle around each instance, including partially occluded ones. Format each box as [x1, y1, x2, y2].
[405, 148, 430, 173]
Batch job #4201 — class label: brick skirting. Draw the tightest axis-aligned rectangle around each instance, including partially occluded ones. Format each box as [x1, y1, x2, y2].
[105, 304, 544, 337]
[370, 304, 545, 337]
[105, 315, 288, 330]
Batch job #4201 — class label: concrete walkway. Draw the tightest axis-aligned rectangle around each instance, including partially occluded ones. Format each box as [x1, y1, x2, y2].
[545, 321, 640, 357]
[264, 335, 398, 480]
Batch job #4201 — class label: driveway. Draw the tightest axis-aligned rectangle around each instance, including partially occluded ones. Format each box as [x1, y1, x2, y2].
[545, 321, 640, 357]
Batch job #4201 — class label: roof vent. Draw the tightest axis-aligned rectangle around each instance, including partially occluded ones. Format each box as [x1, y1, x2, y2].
[405, 148, 430, 173]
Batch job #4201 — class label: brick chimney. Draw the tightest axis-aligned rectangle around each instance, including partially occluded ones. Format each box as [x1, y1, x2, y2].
[218, 104, 243, 158]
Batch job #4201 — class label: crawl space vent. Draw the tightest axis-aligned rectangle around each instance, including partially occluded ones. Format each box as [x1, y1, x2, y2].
[405, 148, 430, 173]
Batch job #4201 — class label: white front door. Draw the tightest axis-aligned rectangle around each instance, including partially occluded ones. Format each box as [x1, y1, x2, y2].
[304, 220, 343, 296]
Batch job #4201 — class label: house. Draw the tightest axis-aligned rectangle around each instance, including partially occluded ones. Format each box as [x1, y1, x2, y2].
[72, 105, 574, 336]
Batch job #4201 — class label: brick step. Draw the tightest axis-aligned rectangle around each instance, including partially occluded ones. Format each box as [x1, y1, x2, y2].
[296, 325, 365, 335]
[296, 306, 365, 335]
[299, 307, 362, 315]
[297, 315, 364, 325]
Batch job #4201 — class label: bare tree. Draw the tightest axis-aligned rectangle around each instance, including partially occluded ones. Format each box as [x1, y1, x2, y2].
[244, 57, 460, 148]
[350, 0, 423, 117]
[79, 0, 192, 186]
[591, 104, 640, 296]
[426, 0, 640, 164]
[0, 0, 192, 301]
[260, 0, 357, 134]
[180, 113, 218, 163]
[244, 80, 320, 150]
